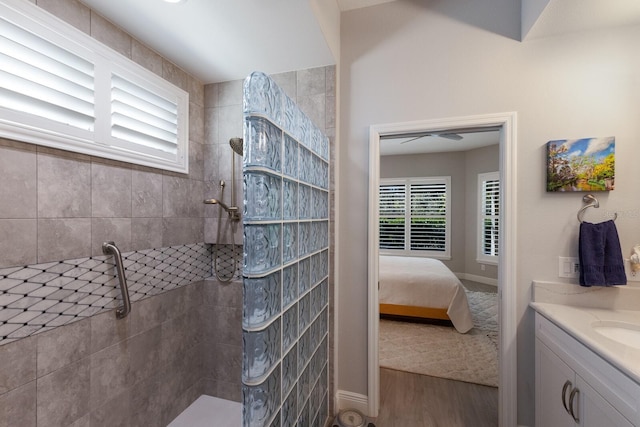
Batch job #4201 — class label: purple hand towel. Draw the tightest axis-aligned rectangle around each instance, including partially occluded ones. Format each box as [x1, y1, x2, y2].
[579, 220, 627, 287]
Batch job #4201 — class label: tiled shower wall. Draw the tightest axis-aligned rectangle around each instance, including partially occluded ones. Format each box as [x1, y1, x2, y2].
[0, 0, 215, 424]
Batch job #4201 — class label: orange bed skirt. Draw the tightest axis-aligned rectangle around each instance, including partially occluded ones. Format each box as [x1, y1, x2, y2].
[379, 303, 450, 321]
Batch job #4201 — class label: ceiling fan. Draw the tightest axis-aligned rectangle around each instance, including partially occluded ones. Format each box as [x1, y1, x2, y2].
[399, 132, 463, 144]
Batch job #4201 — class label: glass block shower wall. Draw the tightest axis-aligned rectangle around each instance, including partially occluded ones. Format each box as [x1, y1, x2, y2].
[242, 72, 330, 427]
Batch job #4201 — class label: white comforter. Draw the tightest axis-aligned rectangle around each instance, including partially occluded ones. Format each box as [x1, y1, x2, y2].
[379, 256, 473, 333]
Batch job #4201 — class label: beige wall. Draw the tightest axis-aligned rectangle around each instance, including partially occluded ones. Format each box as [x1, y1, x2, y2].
[338, 1, 640, 425]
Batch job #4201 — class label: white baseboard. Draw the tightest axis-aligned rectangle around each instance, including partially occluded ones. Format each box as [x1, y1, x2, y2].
[335, 390, 370, 416]
[456, 272, 498, 287]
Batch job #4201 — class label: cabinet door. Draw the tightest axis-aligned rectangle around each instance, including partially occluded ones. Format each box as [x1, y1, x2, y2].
[577, 377, 633, 427]
[536, 340, 576, 427]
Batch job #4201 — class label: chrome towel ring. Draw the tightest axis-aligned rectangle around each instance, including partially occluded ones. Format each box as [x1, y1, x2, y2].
[577, 194, 617, 223]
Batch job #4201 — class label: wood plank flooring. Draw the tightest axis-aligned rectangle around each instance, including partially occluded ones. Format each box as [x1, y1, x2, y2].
[373, 368, 498, 427]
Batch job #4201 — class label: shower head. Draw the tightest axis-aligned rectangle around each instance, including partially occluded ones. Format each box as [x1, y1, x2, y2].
[229, 138, 243, 156]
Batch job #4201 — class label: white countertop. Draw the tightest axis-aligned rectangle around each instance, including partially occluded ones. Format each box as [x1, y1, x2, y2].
[530, 301, 640, 385]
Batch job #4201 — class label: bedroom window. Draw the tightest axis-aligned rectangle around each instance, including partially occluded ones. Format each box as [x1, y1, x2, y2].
[477, 172, 500, 264]
[379, 177, 451, 259]
[0, 0, 189, 173]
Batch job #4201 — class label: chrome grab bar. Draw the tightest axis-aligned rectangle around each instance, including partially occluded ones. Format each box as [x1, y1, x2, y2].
[102, 241, 131, 319]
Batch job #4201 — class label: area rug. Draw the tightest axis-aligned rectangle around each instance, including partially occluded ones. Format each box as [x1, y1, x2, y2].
[379, 291, 498, 387]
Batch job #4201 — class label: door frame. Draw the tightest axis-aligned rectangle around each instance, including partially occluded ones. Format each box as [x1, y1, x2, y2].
[367, 112, 518, 426]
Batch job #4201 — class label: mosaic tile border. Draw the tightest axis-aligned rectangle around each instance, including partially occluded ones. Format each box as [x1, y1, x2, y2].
[0, 243, 213, 346]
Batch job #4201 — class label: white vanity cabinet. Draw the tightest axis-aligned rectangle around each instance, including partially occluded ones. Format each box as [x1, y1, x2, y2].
[535, 313, 639, 427]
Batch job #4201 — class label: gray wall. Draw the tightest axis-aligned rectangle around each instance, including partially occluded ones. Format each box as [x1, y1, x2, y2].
[338, 1, 640, 425]
[380, 144, 499, 281]
[463, 145, 500, 280]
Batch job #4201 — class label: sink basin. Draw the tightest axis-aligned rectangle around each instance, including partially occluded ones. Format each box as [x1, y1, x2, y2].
[592, 321, 640, 349]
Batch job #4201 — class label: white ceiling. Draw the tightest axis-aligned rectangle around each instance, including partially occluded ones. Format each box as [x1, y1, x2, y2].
[79, 0, 336, 84]
[77, 0, 640, 84]
[380, 131, 500, 156]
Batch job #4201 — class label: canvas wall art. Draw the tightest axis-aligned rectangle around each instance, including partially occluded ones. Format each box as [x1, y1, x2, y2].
[546, 136, 615, 192]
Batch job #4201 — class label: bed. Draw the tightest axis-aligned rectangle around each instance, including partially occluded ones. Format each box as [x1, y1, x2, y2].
[379, 255, 473, 333]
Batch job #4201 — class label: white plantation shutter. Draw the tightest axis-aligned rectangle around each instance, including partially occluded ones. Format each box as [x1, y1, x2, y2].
[379, 184, 406, 250]
[379, 177, 451, 258]
[0, 15, 95, 131]
[111, 73, 179, 157]
[0, 0, 189, 173]
[478, 172, 500, 263]
[410, 182, 447, 252]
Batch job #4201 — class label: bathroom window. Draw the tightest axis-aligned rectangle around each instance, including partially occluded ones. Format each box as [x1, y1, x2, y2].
[379, 176, 451, 259]
[477, 171, 500, 264]
[0, 0, 189, 173]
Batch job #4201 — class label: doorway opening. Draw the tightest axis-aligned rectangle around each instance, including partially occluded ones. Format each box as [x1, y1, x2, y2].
[367, 113, 517, 426]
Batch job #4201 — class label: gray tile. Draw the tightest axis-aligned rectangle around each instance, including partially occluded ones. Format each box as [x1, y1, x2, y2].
[203, 279, 242, 308]
[37, 218, 91, 264]
[0, 381, 36, 427]
[129, 326, 162, 385]
[36, 0, 90, 34]
[217, 80, 243, 107]
[204, 83, 218, 109]
[326, 95, 336, 129]
[162, 218, 203, 247]
[325, 65, 336, 97]
[203, 144, 217, 183]
[89, 341, 130, 409]
[204, 107, 218, 145]
[89, 389, 131, 427]
[36, 358, 90, 426]
[37, 318, 91, 377]
[187, 75, 205, 108]
[92, 163, 132, 218]
[162, 61, 188, 92]
[189, 102, 205, 145]
[91, 218, 132, 257]
[207, 341, 241, 384]
[131, 39, 163, 76]
[68, 414, 91, 427]
[189, 179, 205, 218]
[205, 306, 241, 347]
[37, 153, 91, 218]
[130, 374, 163, 427]
[189, 140, 205, 181]
[297, 68, 326, 97]
[90, 12, 131, 58]
[131, 218, 163, 251]
[132, 170, 163, 218]
[271, 71, 297, 101]
[0, 219, 37, 268]
[218, 105, 243, 152]
[90, 309, 131, 354]
[162, 176, 191, 218]
[160, 312, 199, 366]
[297, 94, 326, 132]
[0, 336, 36, 394]
[129, 293, 165, 336]
[0, 145, 37, 219]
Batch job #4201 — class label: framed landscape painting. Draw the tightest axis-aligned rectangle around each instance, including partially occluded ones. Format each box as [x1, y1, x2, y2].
[546, 136, 615, 192]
